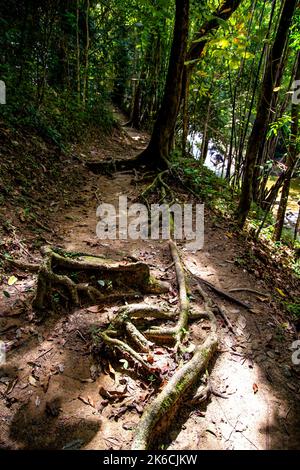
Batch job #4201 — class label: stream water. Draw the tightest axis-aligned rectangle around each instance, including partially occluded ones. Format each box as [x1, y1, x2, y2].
[188, 133, 300, 237]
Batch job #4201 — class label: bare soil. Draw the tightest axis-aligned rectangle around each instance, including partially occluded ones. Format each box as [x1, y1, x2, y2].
[0, 114, 300, 450]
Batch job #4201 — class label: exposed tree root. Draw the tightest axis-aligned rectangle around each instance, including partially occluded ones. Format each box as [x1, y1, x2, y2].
[132, 330, 218, 449]
[5, 247, 170, 312]
[140, 170, 169, 200]
[7, 241, 222, 450]
[0, 254, 40, 272]
[143, 241, 189, 350]
[86, 151, 152, 175]
[131, 268, 218, 449]
[97, 240, 219, 450]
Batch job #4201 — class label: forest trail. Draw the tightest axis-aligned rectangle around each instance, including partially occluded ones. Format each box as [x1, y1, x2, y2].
[0, 116, 300, 450]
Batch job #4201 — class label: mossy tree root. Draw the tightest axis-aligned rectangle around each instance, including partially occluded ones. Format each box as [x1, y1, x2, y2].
[131, 254, 219, 450]
[144, 240, 189, 350]
[7, 246, 170, 312]
[131, 331, 218, 450]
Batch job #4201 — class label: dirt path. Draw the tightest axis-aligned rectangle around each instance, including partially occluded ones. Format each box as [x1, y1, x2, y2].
[0, 115, 300, 450]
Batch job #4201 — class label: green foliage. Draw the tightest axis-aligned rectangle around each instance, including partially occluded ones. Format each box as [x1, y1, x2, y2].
[0, 85, 114, 148]
[173, 157, 233, 214]
[285, 300, 300, 319]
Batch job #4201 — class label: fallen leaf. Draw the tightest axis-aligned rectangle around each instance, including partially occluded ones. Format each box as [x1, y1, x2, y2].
[28, 376, 37, 387]
[78, 395, 95, 407]
[87, 305, 100, 313]
[258, 296, 269, 302]
[108, 362, 117, 376]
[119, 359, 129, 370]
[6, 378, 18, 394]
[8, 276, 18, 286]
[168, 296, 178, 305]
[237, 316, 247, 330]
[225, 232, 233, 239]
[62, 439, 84, 450]
[276, 288, 286, 298]
[147, 355, 154, 364]
[99, 386, 129, 401]
[122, 421, 136, 430]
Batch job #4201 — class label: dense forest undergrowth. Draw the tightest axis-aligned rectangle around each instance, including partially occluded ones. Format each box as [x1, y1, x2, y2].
[0, 0, 300, 451]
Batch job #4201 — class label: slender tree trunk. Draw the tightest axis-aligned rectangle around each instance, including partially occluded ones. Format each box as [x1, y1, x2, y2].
[253, 36, 289, 202]
[180, 0, 242, 155]
[139, 0, 190, 169]
[295, 204, 300, 241]
[200, 96, 212, 163]
[76, 0, 81, 103]
[273, 51, 300, 241]
[131, 79, 142, 129]
[182, 68, 191, 156]
[236, 0, 297, 228]
[82, 0, 90, 107]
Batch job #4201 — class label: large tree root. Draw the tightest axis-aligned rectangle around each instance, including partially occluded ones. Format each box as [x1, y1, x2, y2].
[131, 275, 218, 449]
[86, 152, 150, 175]
[131, 331, 218, 449]
[98, 240, 219, 450]
[5, 246, 170, 312]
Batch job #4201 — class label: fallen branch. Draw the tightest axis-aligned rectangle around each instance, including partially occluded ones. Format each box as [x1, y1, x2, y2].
[188, 272, 252, 310]
[229, 287, 268, 297]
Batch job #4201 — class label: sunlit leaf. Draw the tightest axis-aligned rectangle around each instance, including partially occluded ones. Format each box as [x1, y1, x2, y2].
[8, 275, 17, 286]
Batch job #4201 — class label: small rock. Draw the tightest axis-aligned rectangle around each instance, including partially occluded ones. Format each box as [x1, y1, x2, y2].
[266, 351, 276, 359]
[282, 365, 292, 378]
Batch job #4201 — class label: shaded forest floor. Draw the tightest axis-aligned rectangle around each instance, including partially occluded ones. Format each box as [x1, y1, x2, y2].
[0, 113, 300, 450]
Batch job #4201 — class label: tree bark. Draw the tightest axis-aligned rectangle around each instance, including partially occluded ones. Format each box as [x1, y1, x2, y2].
[200, 96, 212, 163]
[180, 0, 242, 154]
[273, 51, 300, 241]
[82, 0, 90, 107]
[138, 0, 189, 170]
[236, 0, 297, 228]
[76, 0, 81, 103]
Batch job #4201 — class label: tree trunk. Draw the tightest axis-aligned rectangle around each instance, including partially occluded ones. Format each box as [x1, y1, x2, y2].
[180, 0, 242, 155]
[273, 51, 300, 241]
[76, 0, 81, 103]
[181, 68, 191, 156]
[200, 96, 212, 163]
[236, 0, 297, 228]
[82, 0, 90, 107]
[138, 0, 190, 169]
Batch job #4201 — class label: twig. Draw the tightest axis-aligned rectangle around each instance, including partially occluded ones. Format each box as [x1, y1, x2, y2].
[214, 304, 236, 335]
[35, 347, 54, 360]
[76, 330, 87, 343]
